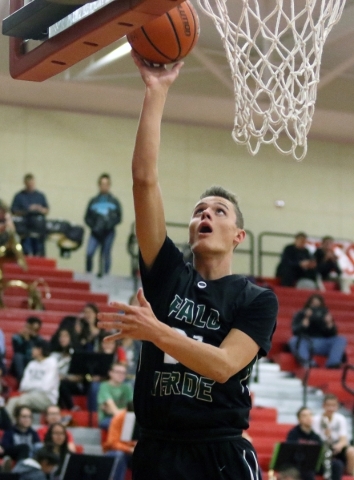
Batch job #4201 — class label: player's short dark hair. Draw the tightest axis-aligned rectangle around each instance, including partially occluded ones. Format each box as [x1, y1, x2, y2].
[199, 186, 244, 229]
[323, 393, 338, 404]
[24, 173, 34, 182]
[14, 404, 32, 420]
[35, 447, 60, 466]
[26, 316, 42, 327]
[98, 173, 111, 183]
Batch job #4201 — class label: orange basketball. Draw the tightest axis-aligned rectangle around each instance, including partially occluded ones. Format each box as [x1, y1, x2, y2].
[127, 1, 200, 65]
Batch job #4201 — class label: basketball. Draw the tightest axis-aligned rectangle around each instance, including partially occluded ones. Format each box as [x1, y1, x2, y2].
[127, 0, 200, 65]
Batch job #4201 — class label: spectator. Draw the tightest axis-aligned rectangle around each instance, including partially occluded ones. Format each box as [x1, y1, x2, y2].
[276, 232, 317, 288]
[80, 303, 101, 352]
[87, 333, 125, 413]
[84, 173, 122, 277]
[12, 447, 60, 480]
[314, 236, 341, 281]
[50, 316, 90, 352]
[97, 363, 133, 430]
[314, 236, 351, 294]
[286, 406, 343, 480]
[313, 394, 354, 476]
[50, 329, 84, 411]
[1, 405, 41, 463]
[37, 405, 76, 453]
[103, 401, 137, 480]
[288, 294, 346, 368]
[11, 173, 49, 257]
[43, 423, 71, 478]
[6, 339, 59, 420]
[11, 317, 44, 382]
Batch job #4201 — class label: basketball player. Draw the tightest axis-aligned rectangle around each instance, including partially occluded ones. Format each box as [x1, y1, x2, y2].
[98, 52, 278, 479]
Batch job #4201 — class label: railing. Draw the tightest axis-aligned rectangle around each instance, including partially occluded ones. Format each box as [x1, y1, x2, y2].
[257, 231, 294, 278]
[127, 221, 255, 291]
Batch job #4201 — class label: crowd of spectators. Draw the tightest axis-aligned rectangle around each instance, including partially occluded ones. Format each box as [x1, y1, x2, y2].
[276, 232, 352, 293]
[0, 299, 140, 478]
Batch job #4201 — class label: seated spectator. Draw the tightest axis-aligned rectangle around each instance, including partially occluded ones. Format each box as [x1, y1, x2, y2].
[36, 405, 76, 453]
[313, 394, 354, 476]
[43, 423, 71, 478]
[1, 405, 41, 463]
[97, 362, 133, 430]
[288, 294, 346, 368]
[103, 401, 137, 480]
[12, 447, 60, 480]
[286, 406, 343, 480]
[80, 303, 101, 352]
[314, 236, 341, 281]
[50, 316, 89, 352]
[314, 236, 352, 294]
[87, 333, 126, 413]
[11, 317, 44, 381]
[50, 329, 85, 411]
[6, 339, 59, 420]
[276, 232, 317, 288]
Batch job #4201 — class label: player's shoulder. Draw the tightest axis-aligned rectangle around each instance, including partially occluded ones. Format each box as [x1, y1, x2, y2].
[233, 276, 278, 307]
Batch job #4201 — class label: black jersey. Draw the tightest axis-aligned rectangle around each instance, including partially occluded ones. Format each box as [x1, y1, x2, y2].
[134, 236, 278, 436]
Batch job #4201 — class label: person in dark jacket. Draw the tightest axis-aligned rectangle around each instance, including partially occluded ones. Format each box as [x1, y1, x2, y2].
[12, 447, 60, 480]
[288, 294, 347, 368]
[1, 405, 41, 462]
[11, 173, 49, 257]
[11, 317, 43, 381]
[276, 232, 317, 287]
[84, 173, 122, 277]
[286, 406, 343, 480]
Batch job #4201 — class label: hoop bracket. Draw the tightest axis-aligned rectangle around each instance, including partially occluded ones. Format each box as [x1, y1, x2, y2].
[7, 0, 183, 82]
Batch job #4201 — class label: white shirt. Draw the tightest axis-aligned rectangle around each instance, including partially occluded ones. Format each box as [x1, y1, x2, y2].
[312, 412, 348, 443]
[20, 356, 59, 404]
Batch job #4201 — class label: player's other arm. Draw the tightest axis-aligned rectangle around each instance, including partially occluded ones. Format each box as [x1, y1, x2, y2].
[131, 53, 183, 269]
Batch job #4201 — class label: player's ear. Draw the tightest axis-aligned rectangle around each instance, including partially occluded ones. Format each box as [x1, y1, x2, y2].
[233, 229, 246, 249]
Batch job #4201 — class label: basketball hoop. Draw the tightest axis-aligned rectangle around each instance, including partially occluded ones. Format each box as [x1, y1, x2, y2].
[197, 0, 347, 160]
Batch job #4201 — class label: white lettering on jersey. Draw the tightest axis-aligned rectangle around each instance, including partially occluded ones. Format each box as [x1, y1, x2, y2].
[152, 371, 215, 402]
[168, 295, 220, 330]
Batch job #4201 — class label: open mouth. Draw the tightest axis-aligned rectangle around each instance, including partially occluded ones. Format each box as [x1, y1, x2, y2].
[199, 225, 212, 234]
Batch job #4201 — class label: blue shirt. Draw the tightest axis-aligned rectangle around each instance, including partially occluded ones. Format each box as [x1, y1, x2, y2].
[11, 190, 49, 215]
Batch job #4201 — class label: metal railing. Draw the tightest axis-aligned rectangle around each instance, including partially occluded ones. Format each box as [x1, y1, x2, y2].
[127, 221, 255, 291]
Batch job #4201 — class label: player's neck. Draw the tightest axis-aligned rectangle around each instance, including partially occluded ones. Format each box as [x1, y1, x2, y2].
[193, 253, 233, 280]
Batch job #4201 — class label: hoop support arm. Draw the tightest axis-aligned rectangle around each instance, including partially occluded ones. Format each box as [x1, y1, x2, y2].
[9, 0, 182, 82]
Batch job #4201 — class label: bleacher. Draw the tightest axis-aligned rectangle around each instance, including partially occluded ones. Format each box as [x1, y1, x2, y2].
[2, 256, 354, 479]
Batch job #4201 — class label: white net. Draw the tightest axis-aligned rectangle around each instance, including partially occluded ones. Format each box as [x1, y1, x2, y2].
[197, 0, 347, 160]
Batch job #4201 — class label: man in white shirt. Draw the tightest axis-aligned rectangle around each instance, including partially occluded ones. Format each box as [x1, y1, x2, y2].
[313, 393, 354, 475]
[6, 338, 59, 420]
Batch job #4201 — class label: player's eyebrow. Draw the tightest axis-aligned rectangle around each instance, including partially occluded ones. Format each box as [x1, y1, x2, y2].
[192, 201, 230, 213]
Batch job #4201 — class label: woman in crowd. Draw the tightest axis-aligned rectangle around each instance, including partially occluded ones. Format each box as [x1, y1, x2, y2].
[43, 422, 71, 478]
[51, 329, 85, 411]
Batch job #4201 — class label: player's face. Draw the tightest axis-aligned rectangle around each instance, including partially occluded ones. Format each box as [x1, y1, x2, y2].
[189, 196, 245, 256]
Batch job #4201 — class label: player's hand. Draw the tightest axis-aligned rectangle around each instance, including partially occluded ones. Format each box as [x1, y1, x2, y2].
[131, 50, 183, 91]
[97, 288, 160, 342]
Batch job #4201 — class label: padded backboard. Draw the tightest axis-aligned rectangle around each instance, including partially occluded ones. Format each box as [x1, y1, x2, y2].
[3, 0, 184, 81]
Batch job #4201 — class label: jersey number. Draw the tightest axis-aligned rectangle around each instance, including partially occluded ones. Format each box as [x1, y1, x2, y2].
[163, 328, 203, 364]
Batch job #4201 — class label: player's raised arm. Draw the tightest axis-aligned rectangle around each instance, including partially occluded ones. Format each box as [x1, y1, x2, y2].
[131, 53, 183, 269]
